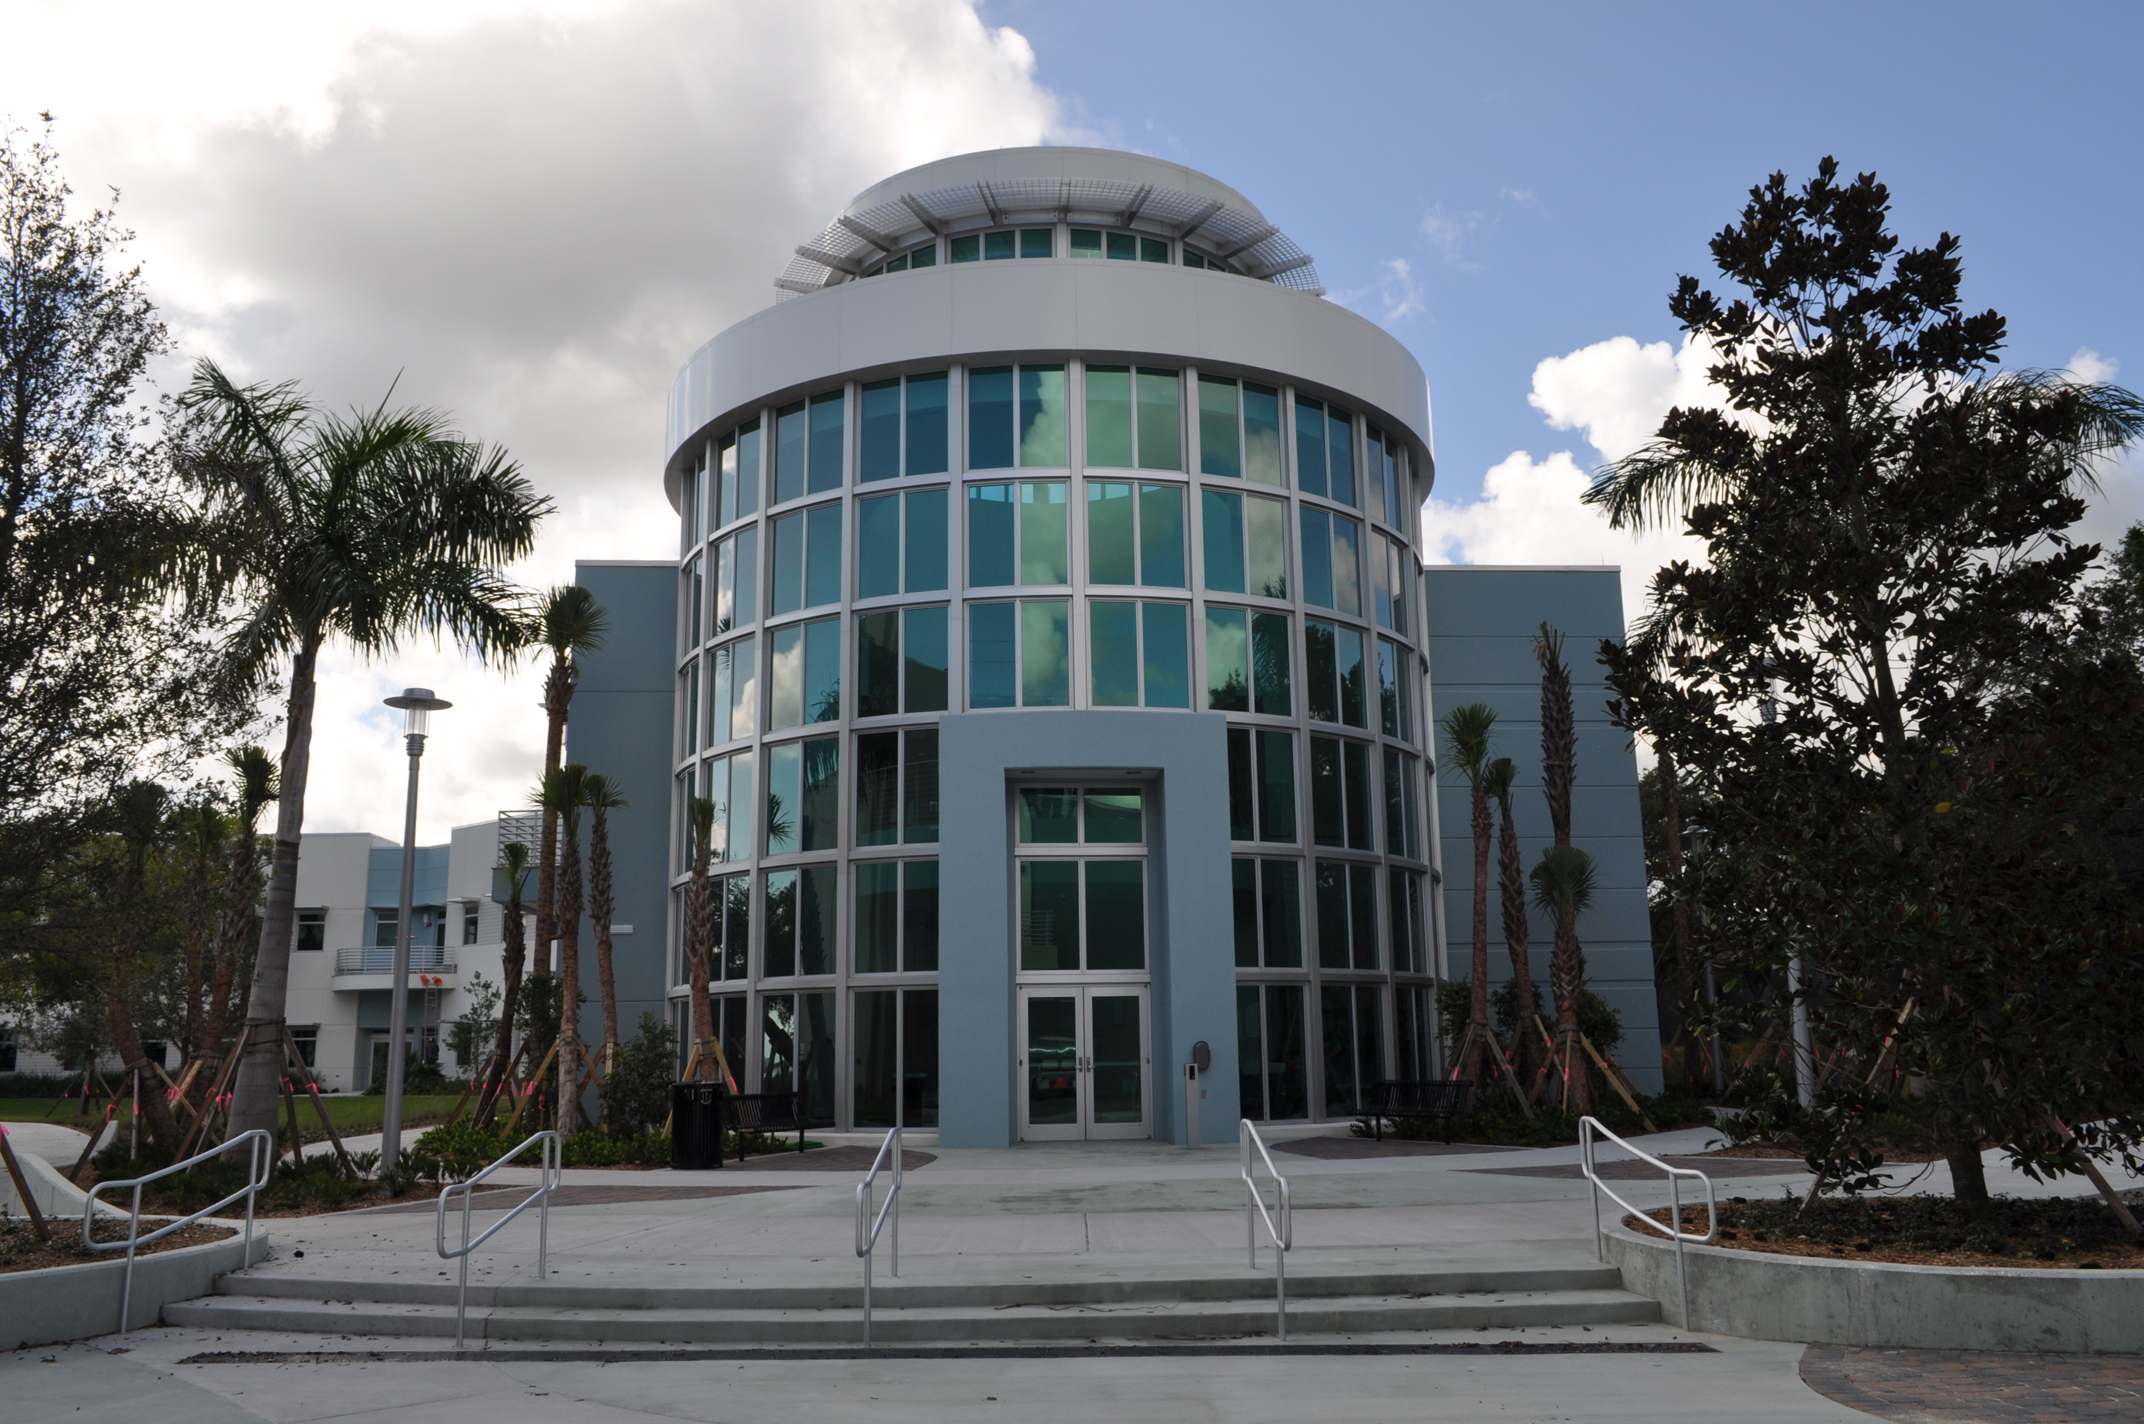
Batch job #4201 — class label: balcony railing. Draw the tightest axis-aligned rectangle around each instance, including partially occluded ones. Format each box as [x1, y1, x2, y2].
[333, 947, 458, 977]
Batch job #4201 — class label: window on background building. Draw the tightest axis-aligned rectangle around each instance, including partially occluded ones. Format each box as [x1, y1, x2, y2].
[760, 990, 836, 1126]
[288, 1025, 319, 1068]
[708, 873, 751, 980]
[1196, 378, 1283, 486]
[1203, 607, 1291, 716]
[1225, 727, 1297, 843]
[1084, 482, 1186, 588]
[855, 728, 940, 846]
[853, 986, 940, 1129]
[1015, 854, 1146, 974]
[1394, 982, 1434, 1082]
[1377, 639, 1413, 744]
[296, 909, 327, 953]
[1388, 869, 1428, 976]
[1298, 508, 1362, 615]
[1229, 857, 1303, 968]
[1309, 736, 1376, 850]
[1304, 621, 1368, 729]
[1084, 366, 1182, 471]
[1314, 861, 1382, 970]
[1200, 489, 1288, 599]
[1321, 983, 1384, 1115]
[968, 365, 1066, 470]
[711, 636, 758, 744]
[764, 737, 839, 856]
[967, 481, 1068, 588]
[966, 600, 1069, 710]
[462, 902, 479, 945]
[699, 750, 755, 864]
[1088, 600, 1190, 709]
[1373, 535, 1410, 634]
[1382, 750, 1421, 861]
[763, 865, 838, 978]
[1367, 426, 1404, 530]
[681, 658, 700, 756]
[1293, 396, 1357, 507]
[720, 422, 760, 528]
[857, 488, 949, 599]
[769, 502, 842, 617]
[714, 528, 758, 633]
[859, 372, 950, 483]
[372, 910, 397, 949]
[852, 858, 941, 973]
[768, 617, 840, 729]
[686, 554, 704, 650]
[846, 605, 953, 715]
[1235, 984, 1308, 1121]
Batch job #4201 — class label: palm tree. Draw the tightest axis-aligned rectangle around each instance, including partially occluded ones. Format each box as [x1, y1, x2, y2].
[202, 745, 276, 1072]
[534, 765, 590, 1133]
[1486, 757, 1543, 1079]
[683, 795, 718, 1079]
[1536, 624, 1575, 848]
[475, 839, 531, 1126]
[1439, 703, 1498, 1084]
[104, 781, 182, 1152]
[174, 359, 545, 1142]
[170, 797, 227, 1069]
[533, 586, 608, 957]
[583, 772, 629, 1075]
[1531, 844, 1600, 1113]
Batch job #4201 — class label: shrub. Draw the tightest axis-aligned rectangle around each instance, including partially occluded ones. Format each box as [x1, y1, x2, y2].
[1437, 977, 1624, 1057]
[599, 1013, 676, 1137]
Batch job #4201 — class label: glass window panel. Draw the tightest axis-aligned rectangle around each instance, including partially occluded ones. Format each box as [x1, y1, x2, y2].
[1019, 365, 1066, 467]
[1105, 232, 1136, 260]
[762, 991, 795, 1088]
[984, 229, 1015, 260]
[855, 863, 898, 971]
[1267, 983, 1308, 1119]
[770, 625, 803, 729]
[1365, 427, 1385, 519]
[1139, 237, 1169, 263]
[1294, 396, 1327, 499]
[1085, 366, 1133, 468]
[1388, 539, 1408, 636]
[1089, 601, 1138, 707]
[733, 527, 758, 626]
[1383, 445, 1401, 535]
[804, 617, 841, 723]
[715, 537, 735, 630]
[1349, 863, 1380, 969]
[1327, 409, 1355, 507]
[1199, 376, 1241, 478]
[1261, 860, 1303, 968]
[683, 660, 698, 755]
[968, 602, 1015, 708]
[902, 728, 939, 842]
[1310, 737, 1344, 847]
[775, 400, 807, 504]
[689, 554, 703, 646]
[735, 420, 761, 519]
[968, 366, 1015, 470]
[1028, 994, 1077, 1124]
[884, 255, 907, 274]
[798, 863, 836, 974]
[1085, 861, 1146, 970]
[1070, 228, 1102, 258]
[1252, 612, 1292, 717]
[857, 495, 900, 599]
[1227, 728, 1255, 841]
[1237, 985, 1264, 1117]
[1019, 482, 1068, 584]
[805, 502, 842, 608]
[1244, 384, 1283, 486]
[1337, 626, 1366, 728]
[710, 645, 731, 747]
[1139, 484, 1185, 588]
[1142, 602, 1189, 708]
[1401, 756, 1420, 859]
[770, 512, 804, 616]
[1135, 368, 1181, 471]
[968, 484, 1015, 587]
[1182, 250, 1207, 269]
[904, 988, 939, 1125]
[1332, 517, 1362, 616]
[765, 743, 800, 855]
[906, 372, 949, 475]
[1300, 508, 1333, 609]
[910, 244, 937, 269]
[1248, 495, 1287, 599]
[1256, 729, 1296, 843]
[1382, 749, 1406, 864]
[948, 234, 979, 263]
[860, 379, 900, 483]
[1353, 985, 1384, 1105]
[854, 988, 896, 1126]
[903, 605, 948, 712]
[1232, 860, 1259, 968]
[1018, 788, 1078, 843]
[904, 861, 939, 972]
[905, 488, 947, 591]
[730, 636, 757, 740]
[765, 870, 797, 972]
[1343, 741, 1373, 851]
[800, 990, 836, 1125]
[1378, 640, 1401, 739]
[856, 730, 898, 847]
[1086, 482, 1136, 585]
[1315, 863, 1350, 969]
[1206, 607, 1249, 712]
[1019, 860, 1080, 970]
[1305, 621, 1338, 723]
[1202, 489, 1245, 593]
[1022, 599, 1070, 706]
[720, 437, 739, 529]
[1085, 789, 1143, 843]
[723, 870, 749, 978]
[1372, 534, 1394, 629]
[1020, 227, 1053, 258]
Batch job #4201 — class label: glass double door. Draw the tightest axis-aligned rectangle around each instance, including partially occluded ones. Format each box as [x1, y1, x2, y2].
[1017, 985, 1150, 1140]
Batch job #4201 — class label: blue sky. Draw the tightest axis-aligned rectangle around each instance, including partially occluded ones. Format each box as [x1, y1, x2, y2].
[989, 0, 2144, 510]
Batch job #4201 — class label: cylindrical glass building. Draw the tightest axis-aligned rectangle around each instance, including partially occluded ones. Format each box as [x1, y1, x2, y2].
[661, 147, 1441, 1146]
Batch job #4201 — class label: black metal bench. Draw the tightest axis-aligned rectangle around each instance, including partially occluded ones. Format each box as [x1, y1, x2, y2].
[1370, 1079, 1474, 1143]
[725, 1090, 807, 1160]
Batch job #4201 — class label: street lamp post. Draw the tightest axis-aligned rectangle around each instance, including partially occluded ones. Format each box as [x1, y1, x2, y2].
[381, 687, 452, 1173]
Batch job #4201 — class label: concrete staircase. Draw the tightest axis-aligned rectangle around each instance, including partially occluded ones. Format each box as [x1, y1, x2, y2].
[164, 1261, 1658, 1344]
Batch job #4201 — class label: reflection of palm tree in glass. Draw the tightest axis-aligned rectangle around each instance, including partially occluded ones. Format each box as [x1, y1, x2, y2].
[1259, 576, 1286, 600]
[1252, 622, 1289, 713]
[1210, 668, 1248, 712]
[762, 998, 796, 1093]
[722, 875, 752, 980]
[811, 680, 841, 724]
[765, 792, 793, 851]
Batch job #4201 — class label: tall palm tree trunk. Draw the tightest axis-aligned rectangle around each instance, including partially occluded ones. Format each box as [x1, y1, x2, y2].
[685, 799, 716, 1074]
[228, 637, 320, 1140]
[588, 806, 619, 1070]
[1497, 793, 1541, 1079]
[536, 657, 568, 952]
[555, 823, 585, 1135]
[107, 938, 182, 1153]
[1538, 624, 1575, 849]
[476, 859, 527, 1127]
[1551, 917, 1592, 1113]
[1464, 783, 1492, 1081]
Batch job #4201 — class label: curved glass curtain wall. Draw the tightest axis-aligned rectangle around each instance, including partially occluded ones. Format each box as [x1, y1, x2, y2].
[669, 358, 1434, 1130]
[855, 222, 1251, 280]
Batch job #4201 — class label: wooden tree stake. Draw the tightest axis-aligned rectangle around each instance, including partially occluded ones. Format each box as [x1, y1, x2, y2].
[0, 1125, 50, 1241]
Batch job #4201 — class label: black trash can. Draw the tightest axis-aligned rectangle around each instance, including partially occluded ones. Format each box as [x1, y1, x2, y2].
[671, 1082, 725, 1170]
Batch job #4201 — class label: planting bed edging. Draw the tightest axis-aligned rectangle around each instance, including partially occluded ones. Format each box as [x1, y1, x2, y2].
[0, 1222, 271, 1349]
[1605, 1221, 2144, 1352]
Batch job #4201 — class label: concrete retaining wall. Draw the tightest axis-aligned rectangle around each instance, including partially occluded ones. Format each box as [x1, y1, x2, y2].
[1606, 1223, 2144, 1352]
[0, 1223, 271, 1349]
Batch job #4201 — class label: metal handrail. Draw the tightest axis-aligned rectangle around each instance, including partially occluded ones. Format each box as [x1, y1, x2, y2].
[435, 1129, 560, 1349]
[853, 1126, 902, 1345]
[1578, 1116, 1716, 1330]
[1239, 1119, 1292, 1339]
[84, 1127, 272, 1340]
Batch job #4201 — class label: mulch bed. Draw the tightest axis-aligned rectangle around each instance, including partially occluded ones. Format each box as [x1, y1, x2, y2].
[1801, 1345, 2144, 1420]
[1469, 1155, 1812, 1181]
[0, 1215, 235, 1274]
[1276, 1137, 1526, 1160]
[1630, 1195, 2144, 1269]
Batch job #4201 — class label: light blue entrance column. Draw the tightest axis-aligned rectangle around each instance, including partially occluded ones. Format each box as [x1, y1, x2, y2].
[936, 709, 1239, 1147]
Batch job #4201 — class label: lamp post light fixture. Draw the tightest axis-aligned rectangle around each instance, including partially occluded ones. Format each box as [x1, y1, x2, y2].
[380, 687, 452, 1173]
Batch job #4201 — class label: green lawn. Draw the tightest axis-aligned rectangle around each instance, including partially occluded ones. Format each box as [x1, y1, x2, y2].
[2, 1092, 470, 1141]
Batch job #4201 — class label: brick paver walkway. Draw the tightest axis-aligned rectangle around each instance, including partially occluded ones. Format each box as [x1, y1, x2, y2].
[1802, 1345, 2144, 1420]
